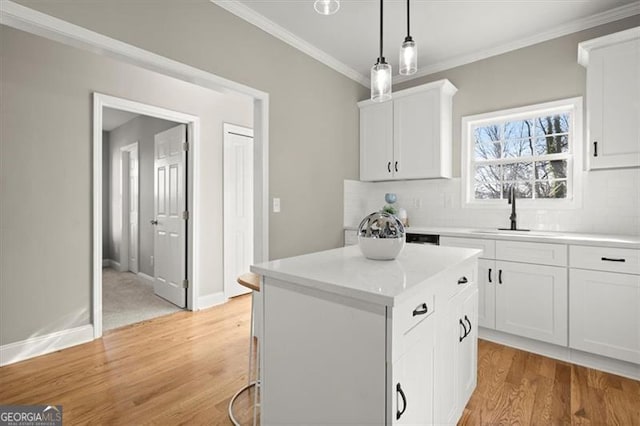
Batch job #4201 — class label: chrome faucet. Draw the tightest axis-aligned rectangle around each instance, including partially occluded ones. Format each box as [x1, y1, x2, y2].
[508, 186, 517, 230]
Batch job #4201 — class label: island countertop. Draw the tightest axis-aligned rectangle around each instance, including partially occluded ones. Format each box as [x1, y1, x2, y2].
[251, 244, 481, 306]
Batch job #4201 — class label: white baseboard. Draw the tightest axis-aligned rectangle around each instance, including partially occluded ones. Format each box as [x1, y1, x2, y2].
[102, 259, 120, 270]
[479, 327, 640, 381]
[0, 324, 94, 366]
[137, 272, 154, 282]
[198, 292, 227, 310]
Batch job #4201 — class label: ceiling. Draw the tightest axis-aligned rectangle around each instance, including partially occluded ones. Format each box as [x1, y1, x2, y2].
[216, 0, 639, 86]
[103, 108, 139, 132]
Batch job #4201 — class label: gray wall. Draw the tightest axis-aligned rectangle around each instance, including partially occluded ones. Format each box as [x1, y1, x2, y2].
[104, 115, 179, 277]
[0, 25, 254, 345]
[394, 16, 640, 177]
[102, 131, 111, 257]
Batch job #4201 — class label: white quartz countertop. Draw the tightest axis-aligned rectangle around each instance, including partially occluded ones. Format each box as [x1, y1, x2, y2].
[345, 226, 640, 249]
[251, 244, 481, 306]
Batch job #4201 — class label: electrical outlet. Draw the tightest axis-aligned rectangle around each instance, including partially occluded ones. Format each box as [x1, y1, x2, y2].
[150, 255, 154, 267]
[413, 198, 422, 209]
[273, 197, 281, 213]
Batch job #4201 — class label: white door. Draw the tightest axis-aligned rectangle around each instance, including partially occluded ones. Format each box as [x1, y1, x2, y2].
[458, 288, 478, 406]
[477, 259, 496, 329]
[360, 102, 394, 181]
[495, 261, 568, 346]
[223, 125, 254, 298]
[153, 125, 187, 308]
[570, 269, 640, 364]
[128, 146, 139, 273]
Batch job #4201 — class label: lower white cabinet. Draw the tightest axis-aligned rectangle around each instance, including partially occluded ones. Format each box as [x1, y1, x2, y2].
[393, 318, 435, 424]
[570, 269, 640, 364]
[435, 285, 478, 424]
[495, 261, 568, 346]
[477, 259, 496, 329]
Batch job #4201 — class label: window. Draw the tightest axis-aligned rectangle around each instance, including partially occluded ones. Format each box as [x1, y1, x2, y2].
[462, 97, 583, 208]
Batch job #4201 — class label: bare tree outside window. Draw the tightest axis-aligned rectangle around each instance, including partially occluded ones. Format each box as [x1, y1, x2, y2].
[472, 112, 571, 201]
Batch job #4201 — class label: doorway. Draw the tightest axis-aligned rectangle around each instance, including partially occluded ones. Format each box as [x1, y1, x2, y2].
[96, 95, 200, 336]
[223, 124, 254, 299]
[101, 105, 190, 332]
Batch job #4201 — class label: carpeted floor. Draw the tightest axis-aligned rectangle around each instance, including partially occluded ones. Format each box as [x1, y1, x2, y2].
[102, 267, 182, 332]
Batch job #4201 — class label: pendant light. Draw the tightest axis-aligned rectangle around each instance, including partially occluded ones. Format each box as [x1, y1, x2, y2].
[399, 0, 417, 75]
[314, 0, 340, 15]
[371, 0, 392, 102]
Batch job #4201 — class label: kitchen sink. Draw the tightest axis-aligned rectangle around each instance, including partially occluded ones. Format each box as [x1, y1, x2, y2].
[469, 229, 548, 236]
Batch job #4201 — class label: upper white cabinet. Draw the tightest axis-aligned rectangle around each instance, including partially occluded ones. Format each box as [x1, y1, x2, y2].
[359, 80, 457, 181]
[579, 27, 640, 170]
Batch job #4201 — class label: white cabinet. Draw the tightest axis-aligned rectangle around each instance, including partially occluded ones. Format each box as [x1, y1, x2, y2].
[569, 244, 640, 364]
[579, 27, 640, 170]
[569, 269, 640, 364]
[441, 237, 568, 346]
[359, 79, 457, 181]
[495, 261, 568, 346]
[434, 284, 478, 425]
[393, 318, 435, 425]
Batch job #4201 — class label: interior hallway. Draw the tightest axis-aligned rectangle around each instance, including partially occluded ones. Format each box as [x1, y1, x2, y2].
[102, 267, 182, 332]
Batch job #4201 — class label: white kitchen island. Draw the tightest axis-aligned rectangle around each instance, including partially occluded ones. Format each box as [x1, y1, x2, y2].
[252, 244, 482, 425]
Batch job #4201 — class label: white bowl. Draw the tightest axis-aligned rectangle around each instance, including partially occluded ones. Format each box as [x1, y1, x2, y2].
[358, 236, 406, 260]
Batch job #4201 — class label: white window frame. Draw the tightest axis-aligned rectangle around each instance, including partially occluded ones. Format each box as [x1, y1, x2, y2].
[461, 97, 583, 209]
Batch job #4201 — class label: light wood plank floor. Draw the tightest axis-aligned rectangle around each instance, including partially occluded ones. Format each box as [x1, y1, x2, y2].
[1, 295, 638, 425]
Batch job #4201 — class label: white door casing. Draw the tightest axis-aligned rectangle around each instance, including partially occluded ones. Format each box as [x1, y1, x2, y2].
[120, 142, 139, 274]
[223, 124, 254, 298]
[153, 125, 187, 308]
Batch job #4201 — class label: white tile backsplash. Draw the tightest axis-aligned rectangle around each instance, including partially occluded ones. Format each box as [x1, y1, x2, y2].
[344, 168, 640, 235]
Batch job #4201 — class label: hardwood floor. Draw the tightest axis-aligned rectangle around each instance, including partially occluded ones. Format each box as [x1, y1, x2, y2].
[1, 295, 638, 425]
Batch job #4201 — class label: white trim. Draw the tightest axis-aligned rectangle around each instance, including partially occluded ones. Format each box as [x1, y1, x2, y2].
[357, 79, 457, 108]
[119, 141, 139, 274]
[210, 0, 369, 88]
[479, 327, 640, 381]
[94, 94, 200, 338]
[460, 96, 583, 210]
[578, 26, 640, 66]
[0, 325, 94, 367]
[394, 2, 640, 85]
[1, 0, 270, 342]
[103, 259, 121, 270]
[102, 259, 110, 267]
[198, 292, 228, 310]
[137, 272, 154, 282]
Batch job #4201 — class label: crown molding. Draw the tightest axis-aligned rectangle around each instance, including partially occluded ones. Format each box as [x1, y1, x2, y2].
[211, 0, 370, 88]
[394, 1, 640, 85]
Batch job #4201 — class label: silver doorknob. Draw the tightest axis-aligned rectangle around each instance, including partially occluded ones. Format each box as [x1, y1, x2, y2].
[150, 219, 158, 225]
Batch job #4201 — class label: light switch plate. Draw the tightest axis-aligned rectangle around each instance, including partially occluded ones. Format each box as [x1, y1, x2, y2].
[273, 197, 281, 213]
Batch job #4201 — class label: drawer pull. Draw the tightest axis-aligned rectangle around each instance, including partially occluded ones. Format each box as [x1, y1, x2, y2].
[498, 269, 503, 284]
[412, 303, 428, 317]
[457, 276, 468, 285]
[396, 383, 407, 420]
[488, 268, 492, 283]
[459, 319, 468, 342]
[464, 315, 472, 338]
[601, 257, 626, 263]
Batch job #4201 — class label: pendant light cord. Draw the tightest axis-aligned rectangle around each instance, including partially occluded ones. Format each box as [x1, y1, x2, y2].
[379, 0, 383, 61]
[406, 0, 410, 37]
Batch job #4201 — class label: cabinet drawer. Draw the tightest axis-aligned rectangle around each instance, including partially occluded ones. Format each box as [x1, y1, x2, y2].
[442, 259, 477, 301]
[570, 245, 640, 275]
[440, 237, 495, 259]
[393, 290, 435, 338]
[496, 240, 567, 266]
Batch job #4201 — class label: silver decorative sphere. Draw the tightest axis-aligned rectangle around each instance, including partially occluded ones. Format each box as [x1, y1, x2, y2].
[357, 211, 406, 260]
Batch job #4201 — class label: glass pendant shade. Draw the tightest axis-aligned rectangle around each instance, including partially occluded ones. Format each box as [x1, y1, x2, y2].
[399, 38, 417, 75]
[371, 60, 392, 102]
[314, 0, 340, 15]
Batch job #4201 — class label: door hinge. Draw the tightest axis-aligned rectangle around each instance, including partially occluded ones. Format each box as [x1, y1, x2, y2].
[183, 141, 190, 152]
[182, 210, 190, 220]
[182, 279, 189, 289]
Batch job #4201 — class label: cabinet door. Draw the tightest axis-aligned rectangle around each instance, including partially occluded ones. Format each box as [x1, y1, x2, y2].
[392, 319, 434, 425]
[393, 90, 448, 179]
[458, 288, 478, 408]
[478, 259, 496, 329]
[434, 296, 460, 425]
[495, 261, 568, 346]
[587, 38, 640, 170]
[570, 269, 640, 364]
[360, 102, 394, 181]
